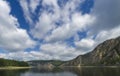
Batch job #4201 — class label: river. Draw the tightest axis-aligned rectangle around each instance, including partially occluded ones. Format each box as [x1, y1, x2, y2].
[0, 67, 120, 76]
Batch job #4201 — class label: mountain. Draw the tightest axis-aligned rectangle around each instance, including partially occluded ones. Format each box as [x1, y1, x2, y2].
[28, 60, 65, 68]
[0, 58, 29, 67]
[61, 36, 120, 66]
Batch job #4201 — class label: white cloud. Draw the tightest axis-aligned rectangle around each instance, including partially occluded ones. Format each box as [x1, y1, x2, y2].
[40, 42, 84, 60]
[95, 25, 120, 43]
[74, 24, 120, 54]
[0, 53, 6, 58]
[30, 0, 60, 39]
[14, 0, 94, 60]
[0, 48, 79, 61]
[42, 0, 58, 7]
[30, 12, 55, 39]
[1, 0, 119, 61]
[75, 38, 95, 51]
[45, 24, 72, 42]
[71, 13, 95, 30]
[21, 0, 95, 41]
[19, 0, 40, 24]
[19, 0, 33, 24]
[45, 13, 95, 42]
[29, 0, 40, 13]
[0, 52, 35, 61]
[0, 0, 35, 52]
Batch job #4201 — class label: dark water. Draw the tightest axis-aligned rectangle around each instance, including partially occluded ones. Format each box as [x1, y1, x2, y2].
[0, 67, 120, 76]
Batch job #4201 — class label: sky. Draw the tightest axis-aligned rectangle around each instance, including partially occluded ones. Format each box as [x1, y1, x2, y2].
[0, 0, 120, 61]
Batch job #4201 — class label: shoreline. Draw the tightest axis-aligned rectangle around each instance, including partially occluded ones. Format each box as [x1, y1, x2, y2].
[1, 66, 120, 70]
[0, 66, 32, 70]
[60, 66, 120, 68]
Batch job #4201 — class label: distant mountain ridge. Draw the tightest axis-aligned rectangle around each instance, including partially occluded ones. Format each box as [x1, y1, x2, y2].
[28, 60, 65, 68]
[61, 36, 120, 66]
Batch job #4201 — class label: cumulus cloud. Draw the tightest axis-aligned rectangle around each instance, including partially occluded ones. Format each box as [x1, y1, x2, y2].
[0, 40, 94, 61]
[0, 41, 84, 61]
[0, 0, 35, 52]
[95, 25, 120, 43]
[0, 51, 36, 61]
[19, 0, 32, 24]
[40, 42, 85, 60]
[73, 0, 120, 55]
[20, 0, 94, 40]
[1, 0, 120, 61]
[75, 38, 95, 51]
[45, 13, 95, 42]
[19, 0, 41, 24]
[0, 44, 83, 61]
[29, 0, 40, 13]
[30, 12, 55, 39]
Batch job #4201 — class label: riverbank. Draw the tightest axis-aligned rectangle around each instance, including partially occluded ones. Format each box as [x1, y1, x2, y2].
[61, 66, 120, 68]
[0, 66, 32, 70]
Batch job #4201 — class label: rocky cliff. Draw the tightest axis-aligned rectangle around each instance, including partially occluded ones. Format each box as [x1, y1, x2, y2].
[62, 36, 120, 66]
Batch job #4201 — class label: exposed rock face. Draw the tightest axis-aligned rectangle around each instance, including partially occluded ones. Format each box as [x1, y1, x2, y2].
[62, 36, 120, 66]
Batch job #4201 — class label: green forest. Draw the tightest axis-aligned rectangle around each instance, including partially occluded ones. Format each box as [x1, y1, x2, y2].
[0, 58, 29, 67]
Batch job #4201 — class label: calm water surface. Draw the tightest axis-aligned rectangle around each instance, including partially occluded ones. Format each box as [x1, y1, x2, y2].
[0, 67, 120, 76]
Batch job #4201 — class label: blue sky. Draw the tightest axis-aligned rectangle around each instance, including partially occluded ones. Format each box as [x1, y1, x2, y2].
[0, 0, 120, 61]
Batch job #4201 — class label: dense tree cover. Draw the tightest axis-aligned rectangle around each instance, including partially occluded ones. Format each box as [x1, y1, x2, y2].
[0, 58, 29, 67]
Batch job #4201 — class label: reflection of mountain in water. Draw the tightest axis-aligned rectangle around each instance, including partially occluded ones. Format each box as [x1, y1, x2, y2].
[29, 67, 63, 73]
[27, 67, 120, 76]
[1, 67, 120, 76]
[31, 67, 120, 76]
[62, 67, 120, 76]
